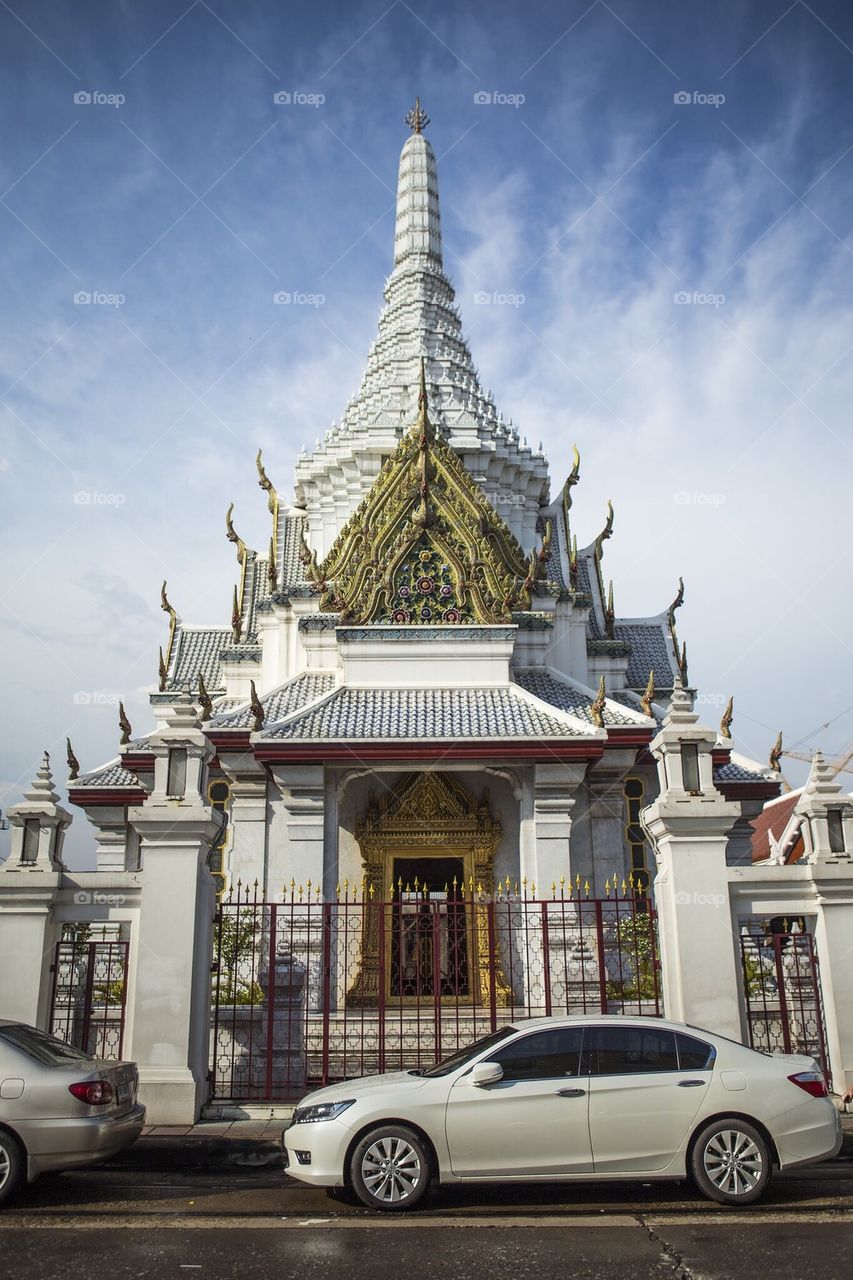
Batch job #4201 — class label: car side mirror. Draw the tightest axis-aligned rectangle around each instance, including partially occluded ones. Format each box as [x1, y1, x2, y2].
[470, 1061, 503, 1087]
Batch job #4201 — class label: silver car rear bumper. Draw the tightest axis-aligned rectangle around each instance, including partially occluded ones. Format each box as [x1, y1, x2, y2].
[20, 1103, 146, 1179]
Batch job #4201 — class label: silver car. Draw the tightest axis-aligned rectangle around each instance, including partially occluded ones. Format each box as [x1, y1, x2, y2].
[0, 1020, 145, 1206]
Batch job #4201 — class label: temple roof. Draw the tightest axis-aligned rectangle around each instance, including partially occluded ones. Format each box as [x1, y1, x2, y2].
[258, 685, 593, 742]
[512, 667, 651, 728]
[212, 670, 337, 730]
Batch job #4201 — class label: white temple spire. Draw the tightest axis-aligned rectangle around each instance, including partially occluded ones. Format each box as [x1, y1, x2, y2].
[394, 99, 442, 268]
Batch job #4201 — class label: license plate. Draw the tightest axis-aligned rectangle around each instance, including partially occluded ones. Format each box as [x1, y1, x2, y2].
[117, 1081, 131, 1104]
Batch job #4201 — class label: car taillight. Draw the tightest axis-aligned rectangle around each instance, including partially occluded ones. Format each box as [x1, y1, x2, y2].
[69, 1080, 114, 1106]
[787, 1071, 827, 1099]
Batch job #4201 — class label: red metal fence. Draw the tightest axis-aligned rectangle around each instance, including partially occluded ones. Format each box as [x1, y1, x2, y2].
[49, 934, 129, 1060]
[210, 884, 660, 1102]
[740, 928, 832, 1088]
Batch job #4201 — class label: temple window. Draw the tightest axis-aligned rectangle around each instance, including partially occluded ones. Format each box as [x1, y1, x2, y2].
[827, 809, 845, 854]
[623, 777, 650, 894]
[208, 780, 231, 895]
[21, 818, 40, 864]
[681, 743, 701, 792]
[166, 748, 187, 799]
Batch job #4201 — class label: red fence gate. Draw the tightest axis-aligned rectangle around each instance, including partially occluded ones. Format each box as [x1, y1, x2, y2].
[740, 929, 831, 1088]
[210, 886, 660, 1103]
[49, 934, 129, 1060]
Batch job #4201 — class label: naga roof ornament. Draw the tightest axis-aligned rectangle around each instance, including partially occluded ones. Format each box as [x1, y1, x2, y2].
[306, 359, 545, 625]
[720, 695, 734, 740]
[640, 670, 655, 718]
[249, 679, 265, 733]
[590, 675, 607, 728]
[197, 672, 213, 723]
[118, 701, 132, 747]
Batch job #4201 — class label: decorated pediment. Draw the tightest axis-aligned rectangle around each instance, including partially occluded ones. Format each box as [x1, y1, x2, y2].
[302, 364, 547, 624]
[355, 771, 502, 853]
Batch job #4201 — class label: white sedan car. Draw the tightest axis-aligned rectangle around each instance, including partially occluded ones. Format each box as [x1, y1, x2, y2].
[284, 1015, 841, 1211]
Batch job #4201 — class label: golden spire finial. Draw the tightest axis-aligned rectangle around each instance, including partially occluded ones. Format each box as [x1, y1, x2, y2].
[225, 502, 246, 562]
[405, 97, 429, 134]
[118, 701, 132, 747]
[414, 355, 435, 442]
[249, 680, 265, 733]
[640, 669, 655, 718]
[198, 672, 213, 723]
[66, 736, 80, 781]
[769, 730, 783, 773]
[720, 695, 734, 740]
[591, 674, 606, 727]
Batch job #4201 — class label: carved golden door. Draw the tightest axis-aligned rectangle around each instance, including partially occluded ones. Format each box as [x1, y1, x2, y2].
[349, 772, 510, 1006]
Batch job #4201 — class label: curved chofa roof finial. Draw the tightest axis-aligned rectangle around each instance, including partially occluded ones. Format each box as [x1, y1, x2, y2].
[66, 736, 80, 781]
[256, 450, 280, 590]
[769, 730, 784, 773]
[405, 97, 430, 135]
[560, 444, 581, 549]
[666, 575, 686, 683]
[640, 670, 655, 718]
[159, 581, 178, 692]
[720, 695, 734, 740]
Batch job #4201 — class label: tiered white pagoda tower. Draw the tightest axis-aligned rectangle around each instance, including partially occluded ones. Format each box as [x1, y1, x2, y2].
[67, 102, 780, 902]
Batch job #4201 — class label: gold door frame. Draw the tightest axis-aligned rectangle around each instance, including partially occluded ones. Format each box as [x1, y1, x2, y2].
[348, 772, 509, 1006]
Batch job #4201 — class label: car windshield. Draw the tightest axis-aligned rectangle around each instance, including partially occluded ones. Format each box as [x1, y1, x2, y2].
[417, 1027, 517, 1078]
[0, 1024, 97, 1067]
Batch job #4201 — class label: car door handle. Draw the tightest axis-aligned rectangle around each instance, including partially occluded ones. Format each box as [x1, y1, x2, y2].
[555, 1087, 586, 1097]
[677, 1079, 706, 1087]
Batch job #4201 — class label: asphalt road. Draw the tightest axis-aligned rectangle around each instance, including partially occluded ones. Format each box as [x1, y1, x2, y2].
[1, 1139, 851, 1280]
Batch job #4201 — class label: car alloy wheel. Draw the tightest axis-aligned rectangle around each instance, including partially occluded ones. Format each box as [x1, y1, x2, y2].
[691, 1119, 771, 1205]
[0, 1132, 25, 1207]
[350, 1125, 431, 1211]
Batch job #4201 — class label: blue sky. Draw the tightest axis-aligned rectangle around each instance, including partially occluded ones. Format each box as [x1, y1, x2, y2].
[1, 0, 852, 865]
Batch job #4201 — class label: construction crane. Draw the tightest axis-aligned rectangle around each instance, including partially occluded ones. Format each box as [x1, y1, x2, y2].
[781, 747, 853, 777]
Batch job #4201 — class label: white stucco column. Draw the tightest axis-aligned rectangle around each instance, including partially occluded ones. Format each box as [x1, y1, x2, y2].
[642, 681, 743, 1039]
[811, 868, 853, 1094]
[219, 749, 269, 893]
[526, 762, 587, 893]
[267, 764, 326, 894]
[586, 749, 638, 892]
[127, 693, 220, 1124]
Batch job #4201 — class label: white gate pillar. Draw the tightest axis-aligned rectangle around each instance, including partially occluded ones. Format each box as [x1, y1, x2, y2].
[0, 753, 68, 1027]
[128, 694, 220, 1124]
[642, 681, 743, 1039]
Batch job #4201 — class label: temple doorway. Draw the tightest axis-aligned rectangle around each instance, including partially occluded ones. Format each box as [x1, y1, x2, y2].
[390, 855, 469, 997]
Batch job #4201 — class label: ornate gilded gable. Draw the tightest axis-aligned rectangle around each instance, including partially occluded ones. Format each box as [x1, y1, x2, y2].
[356, 772, 502, 856]
[303, 364, 544, 624]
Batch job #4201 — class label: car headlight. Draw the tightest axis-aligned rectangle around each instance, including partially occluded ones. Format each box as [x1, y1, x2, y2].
[292, 1100, 356, 1124]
